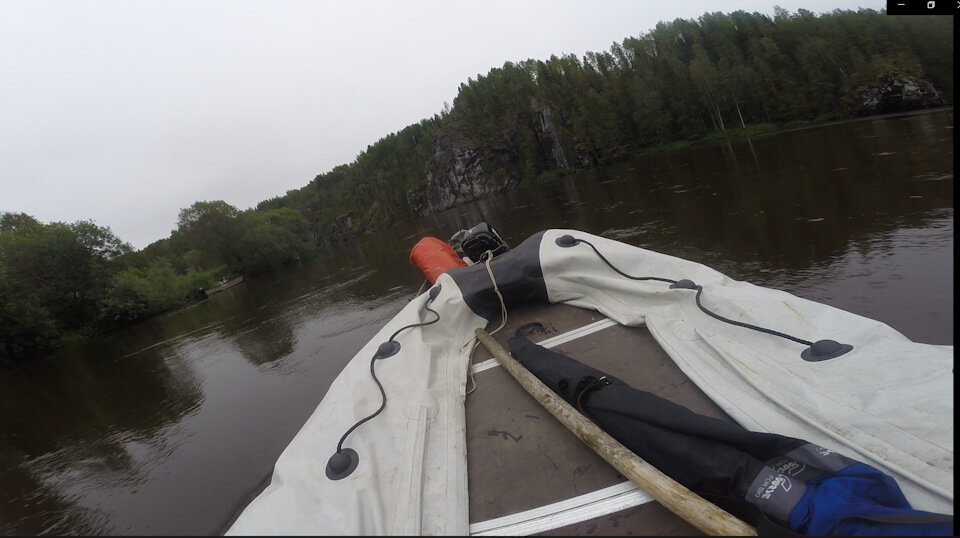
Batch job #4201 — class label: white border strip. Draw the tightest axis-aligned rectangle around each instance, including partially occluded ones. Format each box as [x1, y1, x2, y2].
[471, 318, 620, 374]
[469, 481, 653, 536]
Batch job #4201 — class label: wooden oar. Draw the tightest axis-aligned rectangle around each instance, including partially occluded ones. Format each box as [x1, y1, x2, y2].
[475, 328, 757, 536]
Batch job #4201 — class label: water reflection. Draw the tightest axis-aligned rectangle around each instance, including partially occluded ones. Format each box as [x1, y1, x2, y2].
[229, 318, 297, 366]
[0, 341, 202, 535]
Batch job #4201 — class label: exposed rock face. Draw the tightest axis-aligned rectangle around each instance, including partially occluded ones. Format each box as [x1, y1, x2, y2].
[409, 105, 599, 217]
[535, 106, 572, 170]
[329, 212, 354, 243]
[419, 133, 518, 214]
[406, 189, 427, 216]
[533, 104, 598, 169]
[851, 74, 944, 116]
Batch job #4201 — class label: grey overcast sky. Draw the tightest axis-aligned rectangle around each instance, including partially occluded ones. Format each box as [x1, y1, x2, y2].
[1, 0, 884, 249]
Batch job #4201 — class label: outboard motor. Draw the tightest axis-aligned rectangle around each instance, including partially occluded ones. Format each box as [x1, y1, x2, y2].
[460, 222, 509, 263]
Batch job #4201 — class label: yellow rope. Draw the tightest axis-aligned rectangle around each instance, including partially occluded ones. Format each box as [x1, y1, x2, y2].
[466, 251, 507, 396]
[414, 278, 428, 296]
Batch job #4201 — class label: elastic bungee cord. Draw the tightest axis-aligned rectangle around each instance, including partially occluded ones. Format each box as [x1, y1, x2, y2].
[466, 250, 508, 396]
[691, 285, 812, 346]
[325, 285, 443, 480]
[555, 235, 852, 361]
[571, 237, 677, 286]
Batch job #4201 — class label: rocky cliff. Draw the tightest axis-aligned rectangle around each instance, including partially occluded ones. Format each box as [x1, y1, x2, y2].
[408, 105, 597, 217]
[851, 74, 944, 116]
[411, 132, 519, 215]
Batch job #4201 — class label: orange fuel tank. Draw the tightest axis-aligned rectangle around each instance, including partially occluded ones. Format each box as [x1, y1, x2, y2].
[409, 236, 467, 284]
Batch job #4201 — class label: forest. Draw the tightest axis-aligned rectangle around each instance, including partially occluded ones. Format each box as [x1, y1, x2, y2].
[0, 8, 953, 363]
[260, 8, 951, 234]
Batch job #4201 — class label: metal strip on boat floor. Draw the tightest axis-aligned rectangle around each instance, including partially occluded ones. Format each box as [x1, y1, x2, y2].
[466, 302, 730, 536]
[471, 317, 620, 374]
[469, 481, 652, 536]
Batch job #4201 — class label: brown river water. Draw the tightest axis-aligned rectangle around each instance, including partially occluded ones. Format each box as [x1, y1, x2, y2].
[0, 109, 953, 535]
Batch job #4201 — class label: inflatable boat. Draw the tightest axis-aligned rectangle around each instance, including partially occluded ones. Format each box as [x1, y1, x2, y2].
[225, 227, 953, 535]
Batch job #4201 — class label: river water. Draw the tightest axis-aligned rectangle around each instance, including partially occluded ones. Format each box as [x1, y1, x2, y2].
[0, 109, 953, 535]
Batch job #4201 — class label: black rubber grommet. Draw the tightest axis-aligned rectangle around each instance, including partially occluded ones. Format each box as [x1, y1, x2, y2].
[326, 448, 359, 480]
[670, 279, 697, 290]
[555, 235, 579, 247]
[375, 340, 401, 359]
[801, 339, 853, 361]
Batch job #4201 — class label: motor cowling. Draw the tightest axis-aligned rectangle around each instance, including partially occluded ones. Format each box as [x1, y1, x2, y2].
[460, 222, 509, 263]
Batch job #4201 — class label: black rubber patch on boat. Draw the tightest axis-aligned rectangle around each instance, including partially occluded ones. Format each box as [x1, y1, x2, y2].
[447, 231, 549, 320]
[515, 322, 546, 337]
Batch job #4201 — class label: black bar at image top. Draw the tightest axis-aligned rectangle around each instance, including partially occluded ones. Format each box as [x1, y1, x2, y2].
[886, 0, 957, 15]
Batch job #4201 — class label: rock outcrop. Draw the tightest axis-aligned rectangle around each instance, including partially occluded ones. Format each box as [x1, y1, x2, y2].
[534, 103, 598, 169]
[535, 106, 572, 170]
[417, 132, 518, 214]
[851, 74, 944, 116]
[408, 104, 598, 217]
[329, 212, 354, 243]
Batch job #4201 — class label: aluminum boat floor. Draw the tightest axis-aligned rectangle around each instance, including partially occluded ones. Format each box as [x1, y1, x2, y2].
[466, 302, 736, 536]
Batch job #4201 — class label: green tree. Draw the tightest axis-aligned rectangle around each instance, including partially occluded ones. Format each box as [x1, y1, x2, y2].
[99, 258, 187, 324]
[169, 200, 242, 272]
[236, 208, 315, 276]
[0, 274, 60, 362]
[0, 214, 131, 362]
[0, 212, 42, 234]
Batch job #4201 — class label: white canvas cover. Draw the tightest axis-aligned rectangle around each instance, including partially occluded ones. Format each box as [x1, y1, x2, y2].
[538, 229, 953, 514]
[227, 280, 485, 535]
